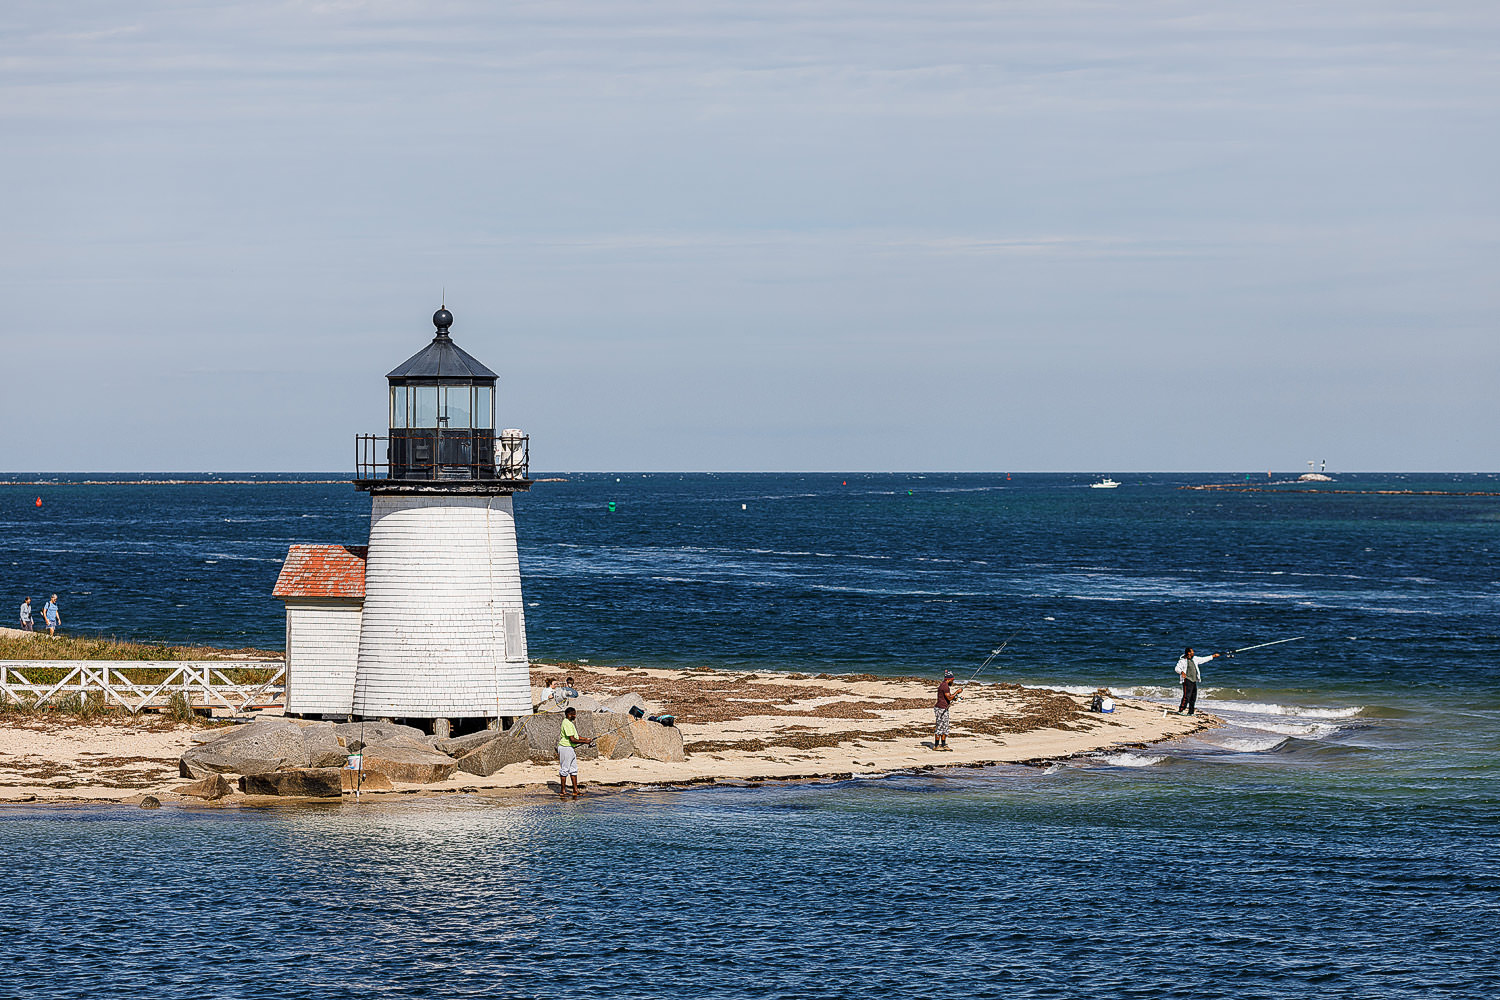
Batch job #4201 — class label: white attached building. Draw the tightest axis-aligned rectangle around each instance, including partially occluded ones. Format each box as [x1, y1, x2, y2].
[276, 306, 533, 737]
[272, 544, 367, 717]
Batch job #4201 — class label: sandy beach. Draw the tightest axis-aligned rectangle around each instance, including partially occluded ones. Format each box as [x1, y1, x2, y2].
[0, 663, 1213, 804]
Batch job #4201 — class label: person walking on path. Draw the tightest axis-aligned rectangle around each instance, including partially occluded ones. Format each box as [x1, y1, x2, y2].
[557, 706, 594, 797]
[1175, 647, 1218, 715]
[18, 596, 33, 631]
[934, 670, 963, 751]
[42, 594, 61, 636]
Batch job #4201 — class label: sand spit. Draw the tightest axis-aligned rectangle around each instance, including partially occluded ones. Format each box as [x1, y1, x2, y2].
[0, 664, 1214, 805]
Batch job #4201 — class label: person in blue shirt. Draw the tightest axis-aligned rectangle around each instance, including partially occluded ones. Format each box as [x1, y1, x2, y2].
[43, 594, 61, 636]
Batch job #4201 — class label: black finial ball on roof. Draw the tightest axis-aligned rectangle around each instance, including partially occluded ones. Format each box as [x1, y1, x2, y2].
[433, 307, 453, 334]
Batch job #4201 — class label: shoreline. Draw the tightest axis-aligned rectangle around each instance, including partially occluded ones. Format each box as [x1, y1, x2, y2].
[0, 662, 1215, 807]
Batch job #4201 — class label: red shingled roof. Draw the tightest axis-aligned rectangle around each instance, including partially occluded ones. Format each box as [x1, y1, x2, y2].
[273, 544, 368, 599]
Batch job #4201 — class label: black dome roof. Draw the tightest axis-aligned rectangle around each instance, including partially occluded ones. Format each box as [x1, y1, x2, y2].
[386, 309, 498, 381]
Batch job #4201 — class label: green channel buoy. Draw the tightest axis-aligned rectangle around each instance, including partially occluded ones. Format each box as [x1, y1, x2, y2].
[607, 501, 616, 512]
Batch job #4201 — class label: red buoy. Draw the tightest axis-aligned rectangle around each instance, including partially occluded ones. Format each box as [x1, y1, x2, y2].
[34, 497, 42, 507]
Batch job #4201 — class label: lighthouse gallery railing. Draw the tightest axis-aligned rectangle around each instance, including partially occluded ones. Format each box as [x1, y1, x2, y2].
[355, 432, 529, 482]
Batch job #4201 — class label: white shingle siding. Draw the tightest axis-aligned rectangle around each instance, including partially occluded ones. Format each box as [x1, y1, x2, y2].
[284, 599, 362, 716]
[352, 494, 530, 718]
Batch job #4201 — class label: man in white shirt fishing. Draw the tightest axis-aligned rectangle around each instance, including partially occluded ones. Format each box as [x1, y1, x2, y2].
[1174, 647, 1218, 715]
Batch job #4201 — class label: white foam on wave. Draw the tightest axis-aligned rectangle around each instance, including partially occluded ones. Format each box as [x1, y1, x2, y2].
[1118, 684, 1182, 699]
[1025, 683, 1098, 696]
[1101, 752, 1167, 768]
[1219, 736, 1289, 753]
[1205, 700, 1362, 719]
[1021, 682, 1179, 699]
[1256, 721, 1342, 739]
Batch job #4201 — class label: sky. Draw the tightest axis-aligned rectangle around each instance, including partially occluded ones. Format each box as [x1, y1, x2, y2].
[1, 1, 1496, 472]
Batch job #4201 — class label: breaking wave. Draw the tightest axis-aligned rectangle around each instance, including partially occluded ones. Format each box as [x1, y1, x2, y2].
[1100, 752, 1167, 768]
[1204, 700, 1362, 719]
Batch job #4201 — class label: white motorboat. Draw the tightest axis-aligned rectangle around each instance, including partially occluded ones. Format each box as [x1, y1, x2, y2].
[1090, 477, 1121, 489]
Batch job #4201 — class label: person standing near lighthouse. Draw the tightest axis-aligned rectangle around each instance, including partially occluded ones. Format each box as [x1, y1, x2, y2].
[557, 706, 594, 797]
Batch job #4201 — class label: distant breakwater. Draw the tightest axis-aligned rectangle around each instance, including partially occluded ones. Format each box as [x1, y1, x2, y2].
[1, 479, 347, 486]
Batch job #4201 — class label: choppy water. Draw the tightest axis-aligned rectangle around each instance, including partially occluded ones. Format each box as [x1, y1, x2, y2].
[2, 472, 1498, 997]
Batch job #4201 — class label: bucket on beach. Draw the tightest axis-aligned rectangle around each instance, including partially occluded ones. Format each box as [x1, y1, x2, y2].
[1100, 698, 1114, 713]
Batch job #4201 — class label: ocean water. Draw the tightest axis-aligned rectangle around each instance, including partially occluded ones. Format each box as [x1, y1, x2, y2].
[1, 472, 1498, 998]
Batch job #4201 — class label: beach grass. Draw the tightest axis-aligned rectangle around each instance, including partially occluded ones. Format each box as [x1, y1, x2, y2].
[0, 632, 278, 663]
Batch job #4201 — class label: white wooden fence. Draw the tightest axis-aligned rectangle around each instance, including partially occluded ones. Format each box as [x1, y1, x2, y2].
[0, 660, 285, 714]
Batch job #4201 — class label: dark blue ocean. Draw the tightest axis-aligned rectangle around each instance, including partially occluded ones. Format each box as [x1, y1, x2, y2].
[2, 473, 1497, 998]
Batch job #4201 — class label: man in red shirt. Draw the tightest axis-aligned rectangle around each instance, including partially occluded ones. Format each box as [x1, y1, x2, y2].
[934, 670, 962, 751]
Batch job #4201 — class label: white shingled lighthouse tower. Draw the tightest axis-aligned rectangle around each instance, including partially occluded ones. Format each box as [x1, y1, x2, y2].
[348, 305, 532, 736]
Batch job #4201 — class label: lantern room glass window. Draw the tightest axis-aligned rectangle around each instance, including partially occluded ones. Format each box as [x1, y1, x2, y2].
[411, 386, 439, 427]
[475, 386, 494, 429]
[389, 386, 408, 428]
[389, 384, 494, 430]
[442, 386, 470, 428]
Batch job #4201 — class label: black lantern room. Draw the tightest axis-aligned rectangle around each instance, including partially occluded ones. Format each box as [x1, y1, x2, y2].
[354, 308, 530, 491]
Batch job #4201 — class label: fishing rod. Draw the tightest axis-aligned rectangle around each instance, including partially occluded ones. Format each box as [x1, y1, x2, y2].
[963, 626, 1025, 684]
[1219, 636, 1304, 658]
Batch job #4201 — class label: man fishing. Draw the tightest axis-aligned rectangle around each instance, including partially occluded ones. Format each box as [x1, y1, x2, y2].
[934, 670, 962, 751]
[1174, 647, 1218, 715]
[557, 706, 594, 797]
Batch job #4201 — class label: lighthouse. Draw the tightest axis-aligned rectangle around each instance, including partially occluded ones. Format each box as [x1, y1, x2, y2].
[276, 306, 532, 737]
[352, 305, 532, 735]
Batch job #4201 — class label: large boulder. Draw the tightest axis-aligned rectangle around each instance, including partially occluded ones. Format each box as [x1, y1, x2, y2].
[375, 734, 442, 752]
[238, 768, 343, 798]
[341, 769, 394, 792]
[434, 730, 505, 757]
[590, 711, 636, 745]
[621, 719, 686, 762]
[557, 694, 603, 713]
[601, 693, 648, 717]
[361, 743, 459, 784]
[175, 774, 236, 800]
[179, 718, 310, 778]
[301, 723, 348, 768]
[455, 730, 532, 776]
[334, 721, 428, 747]
[593, 726, 635, 760]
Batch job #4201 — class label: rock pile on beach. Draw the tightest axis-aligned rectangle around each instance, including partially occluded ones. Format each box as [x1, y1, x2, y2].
[175, 697, 683, 798]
